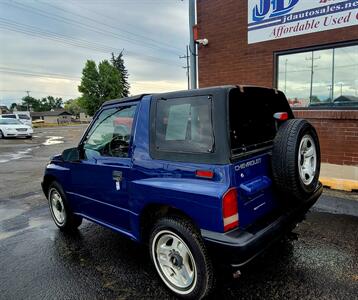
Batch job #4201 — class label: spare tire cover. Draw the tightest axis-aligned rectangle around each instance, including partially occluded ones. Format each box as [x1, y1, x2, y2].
[271, 119, 321, 201]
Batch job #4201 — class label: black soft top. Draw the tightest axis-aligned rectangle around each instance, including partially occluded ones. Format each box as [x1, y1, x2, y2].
[100, 85, 238, 107]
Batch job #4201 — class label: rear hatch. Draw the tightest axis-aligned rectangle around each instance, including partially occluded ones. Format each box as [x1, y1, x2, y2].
[228, 87, 293, 229]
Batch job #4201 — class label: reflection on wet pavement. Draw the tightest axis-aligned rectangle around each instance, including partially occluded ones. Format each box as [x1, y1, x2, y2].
[42, 136, 64, 146]
[0, 148, 34, 164]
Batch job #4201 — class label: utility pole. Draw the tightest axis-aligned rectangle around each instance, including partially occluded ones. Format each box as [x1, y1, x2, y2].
[180, 46, 190, 90]
[284, 59, 288, 93]
[306, 53, 320, 102]
[331, 48, 335, 102]
[189, 0, 197, 89]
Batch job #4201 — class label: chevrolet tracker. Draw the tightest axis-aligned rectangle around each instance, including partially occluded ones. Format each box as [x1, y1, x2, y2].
[42, 86, 322, 299]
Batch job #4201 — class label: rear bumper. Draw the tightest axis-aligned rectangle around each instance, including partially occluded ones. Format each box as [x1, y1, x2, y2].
[201, 184, 323, 267]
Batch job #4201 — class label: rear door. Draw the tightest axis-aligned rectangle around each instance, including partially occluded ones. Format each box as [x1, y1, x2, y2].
[228, 87, 293, 228]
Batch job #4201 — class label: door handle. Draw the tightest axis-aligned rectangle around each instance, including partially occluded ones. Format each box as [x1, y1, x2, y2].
[112, 170, 123, 182]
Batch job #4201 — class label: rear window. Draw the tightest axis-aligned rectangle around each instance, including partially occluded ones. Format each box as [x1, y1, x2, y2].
[1, 114, 16, 119]
[229, 88, 292, 156]
[18, 114, 30, 120]
[155, 96, 214, 153]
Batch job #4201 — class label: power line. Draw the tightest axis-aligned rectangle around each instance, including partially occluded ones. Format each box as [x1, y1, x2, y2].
[0, 66, 81, 80]
[5, 0, 181, 56]
[0, 18, 182, 67]
[37, 0, 182, 54]
[0, 90, 79, 98]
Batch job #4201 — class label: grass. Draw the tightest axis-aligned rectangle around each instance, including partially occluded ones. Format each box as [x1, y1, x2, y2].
[32, 122, 89, 128]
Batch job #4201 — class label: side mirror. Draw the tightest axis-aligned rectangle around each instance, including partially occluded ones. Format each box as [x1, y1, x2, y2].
[62, 147, 80, 162]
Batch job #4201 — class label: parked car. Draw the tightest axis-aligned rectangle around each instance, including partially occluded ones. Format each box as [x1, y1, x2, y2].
[42, 86, 322, 299]
[0, 112, 32, 127]
[0, 118, 33, 138]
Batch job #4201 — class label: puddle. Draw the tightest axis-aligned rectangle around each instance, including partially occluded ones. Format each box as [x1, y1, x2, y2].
[0, 207, 26, 222]
[43, 136, 64, 146]
[0, 148, 33, 164]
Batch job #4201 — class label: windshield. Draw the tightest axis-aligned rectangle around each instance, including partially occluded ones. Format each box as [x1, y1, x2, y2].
[0, 118, 22, 125]
[229, 87, 292, 156]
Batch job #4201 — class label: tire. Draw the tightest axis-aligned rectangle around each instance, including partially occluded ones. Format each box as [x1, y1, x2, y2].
[48, 181, 82, 231]
[0, 130, 4, 139]
[272, 119, 320, 202]
[149, 216, 214, 299]
[26, 135, 32, 139]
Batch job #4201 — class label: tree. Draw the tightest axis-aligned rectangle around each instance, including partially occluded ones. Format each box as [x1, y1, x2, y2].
[40, 96, 63, 111]
[78, 59, 123, 116]
[19, 95, 63, 112]
[111, 52, 130, 97]
[22, 95, 41, 111]
[10, 103, 17, 110]
[64, 98, 83, 116]
[310, 95, 320, 103]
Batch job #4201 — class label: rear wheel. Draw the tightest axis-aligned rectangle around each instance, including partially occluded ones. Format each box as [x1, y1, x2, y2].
[272, 119, 320, 202]
[48, 181, 82, 231]
[149, 216, 214, 299]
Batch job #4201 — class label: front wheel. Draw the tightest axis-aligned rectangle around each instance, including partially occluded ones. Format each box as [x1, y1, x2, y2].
[149, 216, 214, 299]
[48, 181, 82, 231]
[0, 130, 4, 139]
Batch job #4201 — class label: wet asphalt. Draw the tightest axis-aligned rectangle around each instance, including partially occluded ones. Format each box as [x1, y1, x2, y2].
[0, 126, 357, 299]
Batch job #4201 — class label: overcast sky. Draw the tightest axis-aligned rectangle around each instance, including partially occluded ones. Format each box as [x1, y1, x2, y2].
[0, 0, 189, 107]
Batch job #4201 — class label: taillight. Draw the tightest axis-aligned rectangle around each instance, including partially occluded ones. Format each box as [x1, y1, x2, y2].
[273, 112, 288, 121]
[196, 170, 214, 179]
[222, 188, 239, 232]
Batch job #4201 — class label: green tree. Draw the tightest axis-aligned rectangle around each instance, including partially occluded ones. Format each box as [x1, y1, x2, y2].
[78, 59, 123, 115]
[22, 95, 41, 111]
[39, 96, 63, 111]
[20, 95, 63, 112]
[310, 95, 320, 103]
[10, 103, 17, 110]
[111, 51, 130, 97]
[64, 98, 83, 116]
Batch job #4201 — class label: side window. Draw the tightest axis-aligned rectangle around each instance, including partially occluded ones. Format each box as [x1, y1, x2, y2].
[83, 105, 136, 158]
[155, 96, 214, 153]
[18, 114, 30, 120]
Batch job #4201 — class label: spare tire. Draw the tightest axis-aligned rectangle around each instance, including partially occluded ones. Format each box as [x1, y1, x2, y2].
[272, 119, 320, 202]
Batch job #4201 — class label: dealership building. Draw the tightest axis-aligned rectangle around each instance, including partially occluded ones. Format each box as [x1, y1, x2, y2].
[195, 0, 358, 186]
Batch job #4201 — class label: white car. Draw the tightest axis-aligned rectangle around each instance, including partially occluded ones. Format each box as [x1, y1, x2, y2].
[0, 118, 33, 139]
[0, 113, 32, 127]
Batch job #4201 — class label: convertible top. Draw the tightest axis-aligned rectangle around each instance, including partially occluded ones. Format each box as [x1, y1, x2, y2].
[100, 85, 245, 108]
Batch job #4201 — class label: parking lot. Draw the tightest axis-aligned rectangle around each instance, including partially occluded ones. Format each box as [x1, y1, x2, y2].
[0, 125, 357, 299]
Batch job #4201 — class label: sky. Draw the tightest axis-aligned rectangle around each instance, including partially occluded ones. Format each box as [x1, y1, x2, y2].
[0, 0, 189, 108]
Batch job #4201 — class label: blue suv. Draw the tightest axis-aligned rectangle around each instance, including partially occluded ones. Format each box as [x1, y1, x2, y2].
[42, 86, 322, 299]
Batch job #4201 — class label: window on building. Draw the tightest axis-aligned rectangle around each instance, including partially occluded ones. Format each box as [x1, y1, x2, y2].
[277, 44, 358, 108]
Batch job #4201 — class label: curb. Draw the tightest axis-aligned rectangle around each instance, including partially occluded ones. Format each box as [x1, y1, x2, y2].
[320, 177, 358, 192]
